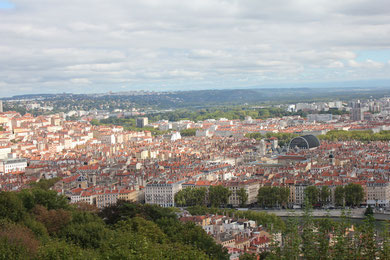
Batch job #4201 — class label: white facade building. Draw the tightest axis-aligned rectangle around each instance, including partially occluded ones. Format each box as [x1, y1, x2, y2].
[145, 181, 182, 207]
[0, 158, 28, 174]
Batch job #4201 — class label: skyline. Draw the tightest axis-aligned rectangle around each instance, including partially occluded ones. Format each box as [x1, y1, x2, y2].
[1, 0, 390, 96]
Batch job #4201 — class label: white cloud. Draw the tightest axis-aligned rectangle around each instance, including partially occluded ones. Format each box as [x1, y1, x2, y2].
[328, 61, 344, 68]
[70, 78, 92, 84]
[348, 59, 384, 69]
[0, 0, 389, 96]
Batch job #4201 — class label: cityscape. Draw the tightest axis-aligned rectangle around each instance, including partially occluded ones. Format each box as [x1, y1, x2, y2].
[1, 92, 390, 259]
[1, 0, 390, 259]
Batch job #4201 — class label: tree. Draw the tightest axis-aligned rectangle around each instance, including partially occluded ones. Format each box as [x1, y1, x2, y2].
[180, 128, 198, 136]
[300, 199, 318, 258]
[278, 187, 290, 208]
[257, 187, 275, 207]
[0, 192, 26, 222]
[344, 183, 364, 207]
[36, 239, 98, 259]
[279, 217, 301, 259]
[208, 185, 231, 207]
[364, 205, 373, 216]
[174, 187, 208, 207]
[237, 188, 248, 207]
[355, 215, 377, 259]
[257, 186, 289, 208]
[29, 177, 61, 190]
[334, 186, 345, 207]
[0, 221, 40, 259]
[379, 222, 390, 259]
[32, 205, 71, 235]
[239, 252, 257, 260]
[304, 186, 319, 206]
[320, 186, 331, 205]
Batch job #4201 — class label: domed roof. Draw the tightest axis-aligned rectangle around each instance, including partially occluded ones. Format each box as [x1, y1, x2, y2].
[288, 135, 320, 150]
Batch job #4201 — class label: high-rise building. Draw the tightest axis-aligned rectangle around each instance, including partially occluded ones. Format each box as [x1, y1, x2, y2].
[0, 100, 3, 113]
[136, 117, 148, 128]
[351, 101, 364, 121]
[351, 108, 364, 121]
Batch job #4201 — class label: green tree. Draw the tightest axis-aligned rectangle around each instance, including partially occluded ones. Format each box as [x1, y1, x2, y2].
[257, 186, 289, 208]
[379, 222, 390, 260]
[36, 239, 97, 260]
[334, 186, 345, 207]
[237, 187, 248, 207]
[332, 210, 353, 259]
[300, 199, 318, 258]
[180, 128, 197, 136]
[29, 177, 61, 190]
[174, 187, 208, 207]
[257, 186, 275, 207]
[0, 221, 40, 260]
[354, 215, 377, 259]
[239, 252, 257, 259]
[364, 205, 374, 216]
[279, 216, 301, 259]
[208, 185, 231, 207]
[0, 192, 26, 222]
[32, 205, 71, 235]
[278, 187, 290, 207]
[304, 186, 319, 206]
[344, 183, 364, 207]
[320, 186, 331, 205]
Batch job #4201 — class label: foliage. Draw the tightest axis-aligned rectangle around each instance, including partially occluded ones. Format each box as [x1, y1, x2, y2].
[318, 108, 349, 115]
[364, 205, 374, 216]
[186, 206, 286, 232]
[147, 107, 305, 122]
[0, 221, 40, 260]
[239, 252, 257, 259]
[246, 132, 299, 147]
[32, 205, 72, 235]
[36, 239, 98, 260]
[318, 129, 390, 142]
[257, 186, 290, 208]
[237, 187, 249, 207]
[175, 187, 208, 207]
[334, 186, 345, 207]
[180, 128, 198, 136]
[0, 192, 26, 222]
[320, 186, 331, 205]
[93, 117, 165, 135]
[0, 188, 228, 259]
[208, 185, 231, 207]
[344, 183, 364, 207]
[304, 186, 320, 206]
[17, 188, 70, 211]
[29, 177, 61, 190]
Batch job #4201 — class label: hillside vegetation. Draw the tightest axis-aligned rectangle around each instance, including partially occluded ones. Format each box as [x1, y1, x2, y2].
[0, 186, 228, 259]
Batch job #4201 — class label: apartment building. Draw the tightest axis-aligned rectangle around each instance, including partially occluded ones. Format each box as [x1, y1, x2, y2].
[366, 180, 390, 207]
[145, 181, 182, 207]
[227, 180, 260, 206]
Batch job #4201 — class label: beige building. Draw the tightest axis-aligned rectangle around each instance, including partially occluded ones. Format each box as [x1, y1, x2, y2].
[366, 180, 390, 207]
[227, 180, 260, 206]
[145, 181, 182, 207]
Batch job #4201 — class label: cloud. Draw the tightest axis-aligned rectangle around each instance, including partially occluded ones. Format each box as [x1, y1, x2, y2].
[348, 59, 384, 68]
[0, 0, 389, 96]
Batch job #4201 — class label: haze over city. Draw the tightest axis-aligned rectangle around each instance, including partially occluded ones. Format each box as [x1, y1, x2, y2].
[1, 0, 390, 97]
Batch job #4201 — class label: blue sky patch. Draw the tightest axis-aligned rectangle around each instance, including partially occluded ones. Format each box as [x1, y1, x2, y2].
[0, 1, 15, 9]
[356, 50, 390, 63]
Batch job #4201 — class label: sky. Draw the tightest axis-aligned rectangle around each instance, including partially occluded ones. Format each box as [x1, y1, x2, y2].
[0, 0, 390, 97]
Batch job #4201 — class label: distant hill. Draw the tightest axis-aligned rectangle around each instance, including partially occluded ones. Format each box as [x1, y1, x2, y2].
[4, 86, 390, 109]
